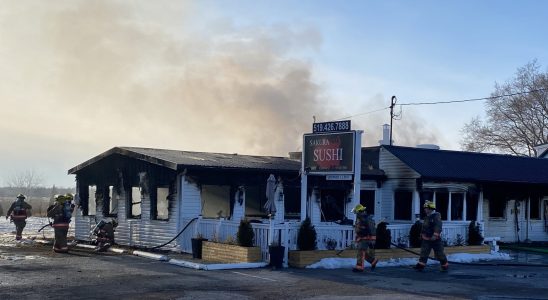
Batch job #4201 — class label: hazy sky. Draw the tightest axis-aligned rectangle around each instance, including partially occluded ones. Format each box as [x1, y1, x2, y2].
[1, 0, 547, 187]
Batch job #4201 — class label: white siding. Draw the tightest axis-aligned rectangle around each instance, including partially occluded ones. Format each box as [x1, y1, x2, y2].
[379, 148, 420, 223]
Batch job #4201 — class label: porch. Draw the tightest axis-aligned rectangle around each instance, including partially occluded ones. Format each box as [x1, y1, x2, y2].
[177, 218, 474, 264]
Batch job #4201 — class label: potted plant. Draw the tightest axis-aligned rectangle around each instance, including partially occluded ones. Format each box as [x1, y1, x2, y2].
[375, 221, 392, 249]
[297, 217, 317, 250]
[237, 219, 255, 247]
[201, 219, 261, 263]
[191, 233, 208, 259]
[268, 240, 285, 269]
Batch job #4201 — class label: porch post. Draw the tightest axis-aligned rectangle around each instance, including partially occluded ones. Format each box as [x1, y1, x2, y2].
[463, 192, 467, 221]
[413, 190, 420, 220]
[350, 130, 363, 222]
[448, 192, 452, 221]
[477, 190, 484, 222]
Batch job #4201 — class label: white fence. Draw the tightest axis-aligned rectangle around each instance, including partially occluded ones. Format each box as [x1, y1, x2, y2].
[180, 219, 475, 264]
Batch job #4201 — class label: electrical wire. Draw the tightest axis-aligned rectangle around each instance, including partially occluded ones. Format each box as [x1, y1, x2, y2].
[398, 88, 548, 106]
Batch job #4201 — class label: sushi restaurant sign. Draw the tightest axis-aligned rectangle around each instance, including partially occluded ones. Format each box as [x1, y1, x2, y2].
[303, 126, 355, 174]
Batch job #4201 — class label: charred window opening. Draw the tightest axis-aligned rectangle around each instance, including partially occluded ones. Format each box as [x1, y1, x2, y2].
[436, 192, 449, 220]
[394, 190, 412, 220]
[245, 185, 267, 218]
[466, 192, 479, 221]
[360, 190, 375, 216]
[284, 186, 301, 219]
[202, 185, 231, 219]
[488, 198, 506, 219]
[529, 197, 541, 219]
[451, 193, 464, 220]
[128, 187, 141, 219]
[320, 189, 346, 222]
[152, 187, 169, 221]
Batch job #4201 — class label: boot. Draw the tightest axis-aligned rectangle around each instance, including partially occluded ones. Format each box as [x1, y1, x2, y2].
[352, 267, 364, 273]
[413, 263, 425, 271]
[440, 263, 449, 272]
[370, 259, 379, 271]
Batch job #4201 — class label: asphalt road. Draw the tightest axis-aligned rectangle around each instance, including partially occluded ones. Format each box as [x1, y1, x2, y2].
[1, 239, 548, 300]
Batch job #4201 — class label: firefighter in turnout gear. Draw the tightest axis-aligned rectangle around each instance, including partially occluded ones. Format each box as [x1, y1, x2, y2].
[6, 194, 32, 240]
[351, 204, 379, 272]
[91, 218, 117, 252]
[414, 201, 449, 271]
[47, 193, 75, 253]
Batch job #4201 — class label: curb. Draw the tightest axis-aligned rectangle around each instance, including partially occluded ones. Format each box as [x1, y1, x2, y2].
[167, 259, 268, 270]
[132, 250, 169, 261]
[33, 239, 267, 270]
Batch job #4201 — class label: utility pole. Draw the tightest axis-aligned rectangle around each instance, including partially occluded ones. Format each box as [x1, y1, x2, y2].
[389, 95, 397, 146]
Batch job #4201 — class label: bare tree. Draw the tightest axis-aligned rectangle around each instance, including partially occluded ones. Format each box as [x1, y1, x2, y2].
[461, 60, 548, 156]
[4, 169, 44, 198]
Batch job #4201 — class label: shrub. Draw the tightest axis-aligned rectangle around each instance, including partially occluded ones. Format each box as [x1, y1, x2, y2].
[297, 218, 317, 250]
[454, 234, 465, 246]
[409, 220, 422, 248]
[468, 221, 484, 245]
[237, 219, 255, 247]
[323, 237, 337, 250]
[375, 221, 391, 249]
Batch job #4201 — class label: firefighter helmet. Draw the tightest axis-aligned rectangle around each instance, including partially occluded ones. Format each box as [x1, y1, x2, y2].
[55, 194, 67, 203]
[351, 204, 366, 214]
[64, 193, 74, 201]
[16, 193, 26, 199]
[423, 201, 436, 209]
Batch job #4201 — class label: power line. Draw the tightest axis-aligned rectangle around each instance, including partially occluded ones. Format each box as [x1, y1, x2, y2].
[332, 106, 389, 121]
[398, 88, 548, 106]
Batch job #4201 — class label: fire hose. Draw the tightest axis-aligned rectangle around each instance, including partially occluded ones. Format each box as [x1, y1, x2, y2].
[147, 217, 199, 251]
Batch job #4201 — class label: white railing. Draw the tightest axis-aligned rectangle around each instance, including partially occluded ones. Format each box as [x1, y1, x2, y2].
[181, 219, 472, 265]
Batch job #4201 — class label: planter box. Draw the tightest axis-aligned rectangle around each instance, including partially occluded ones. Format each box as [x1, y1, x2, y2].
[288, 245, 490, 268]
[202, 241, 262, 263]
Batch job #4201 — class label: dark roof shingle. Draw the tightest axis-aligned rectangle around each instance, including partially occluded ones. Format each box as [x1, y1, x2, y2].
[383, 145, 548, 184]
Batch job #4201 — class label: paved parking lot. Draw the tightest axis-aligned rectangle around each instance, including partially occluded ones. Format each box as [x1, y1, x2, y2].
[1, 236, 548, 300]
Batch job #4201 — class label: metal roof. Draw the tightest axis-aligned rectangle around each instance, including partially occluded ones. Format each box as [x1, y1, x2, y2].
[68, 146, 301, 174]
[383, 145, 548, 184]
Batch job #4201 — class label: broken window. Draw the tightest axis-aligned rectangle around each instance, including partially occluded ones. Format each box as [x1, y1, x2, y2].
[202, 185, 230, 219]
[153, 187, 169, 221]
[128, 187, 141, 219]
[394, 190, 412, 220]
[360, 190, 375, 216]
[88, 185, 97, 216]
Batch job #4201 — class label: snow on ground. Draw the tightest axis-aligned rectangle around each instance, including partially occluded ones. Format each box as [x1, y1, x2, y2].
[0, 217, 75, 245]
[307, 251, 512, 269]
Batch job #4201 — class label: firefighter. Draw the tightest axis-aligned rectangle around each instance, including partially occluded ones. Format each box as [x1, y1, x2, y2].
[414, 200, 449, 271]
[6, 194, 32, 240]
[351, 204, 379, 272]
[47, 193, 75, 253]
[92, 218, 117, 252]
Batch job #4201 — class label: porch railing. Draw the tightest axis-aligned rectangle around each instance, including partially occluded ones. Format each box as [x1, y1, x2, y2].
[179, 219, 472, 265]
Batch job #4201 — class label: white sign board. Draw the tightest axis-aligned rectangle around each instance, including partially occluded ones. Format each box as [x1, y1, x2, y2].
[326, 174, 353, 181]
